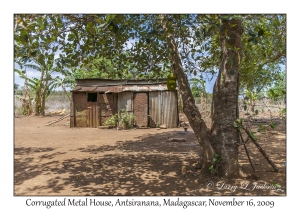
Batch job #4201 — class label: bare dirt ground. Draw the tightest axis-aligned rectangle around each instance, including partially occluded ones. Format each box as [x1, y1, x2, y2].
[14, 113, 286, 196]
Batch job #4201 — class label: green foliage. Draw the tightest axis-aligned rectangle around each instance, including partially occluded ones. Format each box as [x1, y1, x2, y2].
[209, 154, 222, 175]
[233, 118, 243, 129]
[15, 89, 23, 96]
[167, 73, 177, 91]
[271, 182, 281, 189]
[257, 124, 266, 132]
[190, 77, 205, 98]
[103, 114, 118, 127]
[266, 72, 286, 101]
[120, 109, 136, 129]
[280, 108, 286, 120]
[269, 122, 277, 130]
[14, 50, 59, 115]
[240, 15, 286, 92]
[249, 132, 256, 141]
[14, 83, 20, 93]
[14, 14, 285, 93]
[209, 165, 215, 175]
[245, 89, 257, 100]
[233, 121, 239, 128]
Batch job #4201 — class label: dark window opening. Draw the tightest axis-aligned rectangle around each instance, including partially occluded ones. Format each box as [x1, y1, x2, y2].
[87, 93, 97, 102]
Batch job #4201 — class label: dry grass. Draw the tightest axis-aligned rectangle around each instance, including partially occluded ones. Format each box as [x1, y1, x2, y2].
[14, 93, 70, 116]
[45, 94, 70, 114]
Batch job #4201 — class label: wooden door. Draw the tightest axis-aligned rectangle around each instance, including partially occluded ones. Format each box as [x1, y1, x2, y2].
[86, 102, 99, 127]
[73, 93, 87, 127]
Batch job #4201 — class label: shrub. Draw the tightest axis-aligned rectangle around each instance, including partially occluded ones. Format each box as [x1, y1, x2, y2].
[103, 114, 118, 127]
[103, 109, 136, 129]
[120, 109, 136, 129]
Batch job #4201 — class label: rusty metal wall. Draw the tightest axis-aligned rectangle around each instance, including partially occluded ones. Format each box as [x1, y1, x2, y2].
[73, 92, 87, 127]
[118, 92, 133, 112]
[149, 92, 163, 127]
[149, 91, 178, 128]
[162, 91, 178, 128]
[133, 93, 148, 127]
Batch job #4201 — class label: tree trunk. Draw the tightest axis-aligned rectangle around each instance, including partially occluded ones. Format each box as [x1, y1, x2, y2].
[250, 98, 255, 112]
[161, 15, 243, 178]
[160, 15, 215, 170]
[24, 75, 33, 115]
[27, 93, 33, 115]
[62, 85, 71, 102]
[41, 73, 50, 116]
[211, 19, 243, 178]
[35, 69, 45, 115]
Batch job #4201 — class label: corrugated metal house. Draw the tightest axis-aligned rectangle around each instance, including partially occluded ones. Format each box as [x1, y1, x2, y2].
[70, 79, 179, 128]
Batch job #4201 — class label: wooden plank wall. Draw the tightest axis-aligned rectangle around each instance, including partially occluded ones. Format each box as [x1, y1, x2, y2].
[98, 93, 118, 126]
[73, 93, 87, 127]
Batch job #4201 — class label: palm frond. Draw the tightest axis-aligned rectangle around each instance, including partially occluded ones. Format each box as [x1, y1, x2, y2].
[23, 64, 42, 71]
[14, 69, 27, 79]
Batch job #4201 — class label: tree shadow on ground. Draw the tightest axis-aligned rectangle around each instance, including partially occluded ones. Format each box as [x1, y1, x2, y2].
[120, 131, 200, 154]
[14, 131, 286, 196]
[14, 147, 65, 186]
[78, 145, 117, 153]
[64, 131, 203, 196]
[54, 153, 200, 196]
[14, 147, 55, 156]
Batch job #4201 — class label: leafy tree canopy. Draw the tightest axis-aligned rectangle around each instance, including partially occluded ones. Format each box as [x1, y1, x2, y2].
[14, 14, 286, 90]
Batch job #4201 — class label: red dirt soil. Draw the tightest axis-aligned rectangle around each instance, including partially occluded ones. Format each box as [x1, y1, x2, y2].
[14, 114, 286, 196]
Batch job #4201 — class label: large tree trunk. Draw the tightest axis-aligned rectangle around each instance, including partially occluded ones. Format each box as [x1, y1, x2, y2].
[160, 15, 215, 170]
[211, 19, 243, 178]
[161, 15, 243, 178]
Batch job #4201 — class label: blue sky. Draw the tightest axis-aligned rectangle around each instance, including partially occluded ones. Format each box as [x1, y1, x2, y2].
[14, 62, 64, 89]
[14, 66, 217, 93]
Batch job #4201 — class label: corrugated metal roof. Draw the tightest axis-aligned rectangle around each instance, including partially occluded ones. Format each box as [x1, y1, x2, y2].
[75, 79, 167, 87]
[123, 84, 168, 92]
[72, 84, 169, 93]
[94, 86, 110, 92]
[73, 86, 97, 92]
[105, 86, 123, 93]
